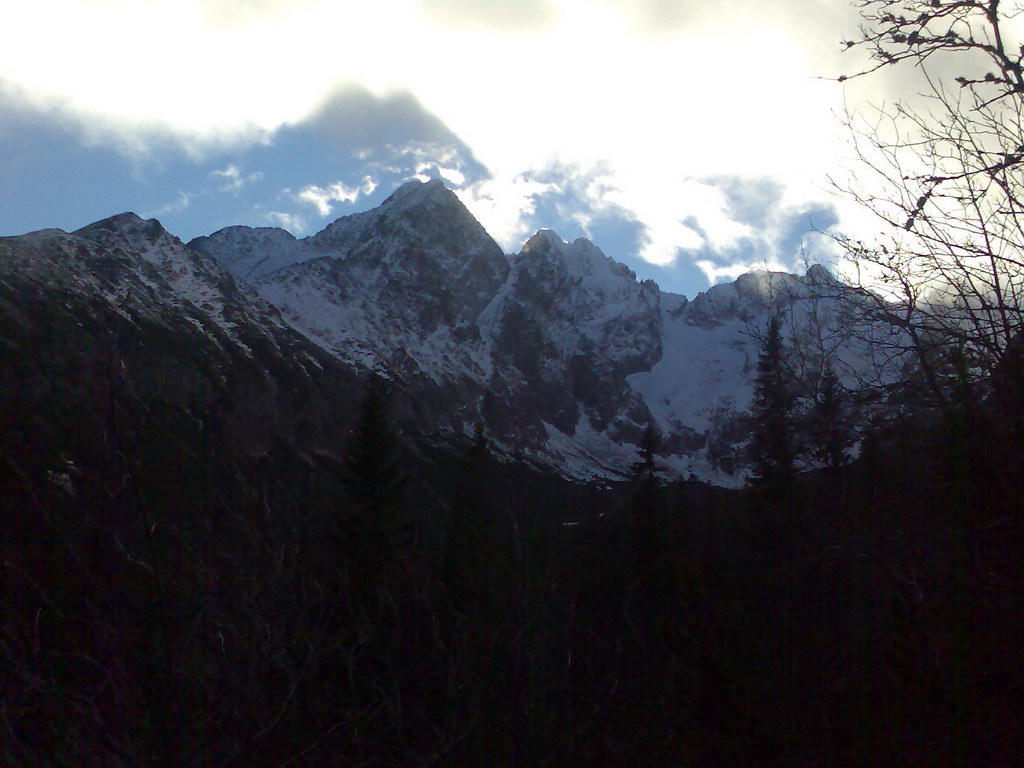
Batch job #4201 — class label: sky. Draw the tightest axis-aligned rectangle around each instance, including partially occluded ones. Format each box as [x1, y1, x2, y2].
[0, 0, 911, 298]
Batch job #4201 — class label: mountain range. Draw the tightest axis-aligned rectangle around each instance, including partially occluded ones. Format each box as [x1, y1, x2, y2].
[0, 179, 908, 485]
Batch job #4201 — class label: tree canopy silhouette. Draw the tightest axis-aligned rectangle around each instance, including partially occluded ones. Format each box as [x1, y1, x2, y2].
[835, 0, 1024, 407]
[749, 315, 795, 496]
[341, 375, 405, 515]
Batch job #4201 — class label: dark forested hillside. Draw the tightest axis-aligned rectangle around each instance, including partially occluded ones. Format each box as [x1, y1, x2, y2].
[1, 192, 1022, 766]
[2, 257, 1022, 766]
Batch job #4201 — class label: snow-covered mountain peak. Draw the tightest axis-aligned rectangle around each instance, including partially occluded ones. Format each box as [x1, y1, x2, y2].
[381, 177, 456, 210]
[2, 178, 917, 486]
[194, 178, 505, 289]
[520, 230, 638, 288]
[190, 226, 307, 280]
[201, 225, 297, 248]
[804, 263, 839, 287]
[521, 229, 565, 253]
[72, 213, 195, 275]
[313, 178, 465, 243]
[732, 269, 806, 303]
[683, 269, 818, 329]
[75, 211, 148, 232]
[312, 178, 499, 262]
[564, 238, 637, 285]
[75, 213, 182, 253]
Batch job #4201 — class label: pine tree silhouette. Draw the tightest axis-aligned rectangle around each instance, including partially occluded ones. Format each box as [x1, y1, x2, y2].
[340, 376, 407, 569]
[441, 424, 494, 611]
[810, 359, 848, 473]
[628, 422, 665, 582]
[749, 315, 795, 497]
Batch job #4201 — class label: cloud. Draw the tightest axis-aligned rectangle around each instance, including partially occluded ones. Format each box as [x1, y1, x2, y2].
[266, 210, 307, 233]
[454, 174, 562, 251]
[0, 0, 945, 296]
[296, 175, 378, 216]
[470, 164, 755, 267]
[419, 0, 559, 33]
[299, 86, 461, 153]
[457, 162, 665, 257]
[142, 190, 197, 219]
[694, 259, 780, 285]
[594, 0, 693, 33]
[209, 164, 264, 193]
[452, 161, 842, 290]
[683, 183, 842, 285]
[372, 141, 479, 188]
[198, 0, 321, 28]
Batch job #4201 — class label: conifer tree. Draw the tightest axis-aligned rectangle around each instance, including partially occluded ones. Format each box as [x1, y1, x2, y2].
[441, 424, 493, 610]
[630, 423, 661, 515]
[628, 423, 665, 579]
[749, 315, 795, 496]
[340, 376, 407, 566]
[810, 359, 848, 473]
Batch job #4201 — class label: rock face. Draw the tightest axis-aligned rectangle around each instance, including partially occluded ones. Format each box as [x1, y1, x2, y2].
[0, 212, 359, 455]
[192, 181, 676, 479]
[194, 180, 507, 369]
[2, 179, 908, 485]
[478, 231, 663, 470]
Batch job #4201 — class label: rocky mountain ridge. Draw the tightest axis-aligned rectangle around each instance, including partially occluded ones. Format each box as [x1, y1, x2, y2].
[2, 180, 906, 484]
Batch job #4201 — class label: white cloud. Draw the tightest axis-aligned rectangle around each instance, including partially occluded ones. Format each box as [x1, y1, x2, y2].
[0, 0, 945, 285]
[142, 190, 196, 219]
[454, 175, 561, 251]
[419, 0, 559, 33]
[295, 176, 378, 216]
[695, 258, 789, 286]
[410, 160, 467, 186]
[209, 164, 263, 193]
[437, 166, 465, 186]
[266, 210, 307, 233]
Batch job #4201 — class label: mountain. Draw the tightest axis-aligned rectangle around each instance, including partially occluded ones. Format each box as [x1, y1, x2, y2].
[0, 212, 362, 473]
[192, 179, 906, 483]
[1, 180, 908, 486]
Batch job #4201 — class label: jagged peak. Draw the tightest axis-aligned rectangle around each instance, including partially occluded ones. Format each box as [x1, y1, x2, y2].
[198, 224, 297, 240]
[317, 179, 458, 235]
[74, 212, 177, 246]
[75, 211, 142, 229]
[381, 177, 459, 210]
[190, 225, 300, 255]
[564, 236, 610, 262]
[688, 267, 846, 320]
[312, 177, 500, 260]
[521, 229, 566, 254]
[3, 227, 70, 242]
[804, 263, 838, 285]
[522, 230, 608, 259]
[733, 268, 803, 296]
[103, 211, 144, 224]
[521, 229, 637, 283]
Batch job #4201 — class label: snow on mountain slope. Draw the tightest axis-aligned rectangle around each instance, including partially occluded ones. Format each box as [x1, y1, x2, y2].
[190, 226, 316, 280]
[212, 182, 508, 387]
[71, 213, 295, 354]
[185, 179, 915, 483]
[0, 214, 366, 461]
[194, 179, 509, 325]
[477, 230, 661, 468]
[193, 180, 509, 373]
[2, 180, 913, 485]
[629, 267, 912, 482]
[0, 213, 315, 363]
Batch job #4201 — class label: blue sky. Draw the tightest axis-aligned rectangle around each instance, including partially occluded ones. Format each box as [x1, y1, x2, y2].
[0, 0, 885, 299]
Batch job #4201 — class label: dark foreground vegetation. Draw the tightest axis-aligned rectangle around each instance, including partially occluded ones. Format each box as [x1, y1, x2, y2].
[2, 311, 1022, 767]
[5, 0, 1024, 762]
